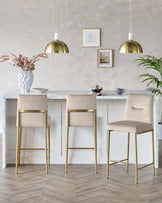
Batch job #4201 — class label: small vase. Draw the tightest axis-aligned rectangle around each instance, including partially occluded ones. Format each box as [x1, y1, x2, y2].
[17, 70, 34, 93]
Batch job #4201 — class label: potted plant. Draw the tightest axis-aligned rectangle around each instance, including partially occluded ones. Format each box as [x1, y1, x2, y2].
[0, 52, 48, 93]
[136, 55, 162, 139]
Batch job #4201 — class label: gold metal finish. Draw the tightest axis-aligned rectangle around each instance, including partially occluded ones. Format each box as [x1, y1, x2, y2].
[107, 129, 155, 184]
[138, 163, 153, 170]
[45, 40, 69, 53]
[68, 109, 95, 113]
[18, 127, 22, 165]
[16, 110, 50, 174]
[119, 40, 143, 53]
[110, 158, 128, 164]
[16, 111, 20, 174]
[119, 0, 143, 53]
[135, 133, 138, 184]
[65, 109, 97, 173]
[19, 110, 46, 113]
[107, 130, 110, 179]
[127, 133, 130, 172]
[20, 148, 46, 150]
[109, 160, 135, 166]
[68, 147, 95, 150]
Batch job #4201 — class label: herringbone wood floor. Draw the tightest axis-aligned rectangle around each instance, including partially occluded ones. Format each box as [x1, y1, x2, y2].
[0, 135, 162, 203]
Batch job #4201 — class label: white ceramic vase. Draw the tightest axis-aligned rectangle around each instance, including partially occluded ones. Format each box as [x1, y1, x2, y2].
[17, 70, 34, 93]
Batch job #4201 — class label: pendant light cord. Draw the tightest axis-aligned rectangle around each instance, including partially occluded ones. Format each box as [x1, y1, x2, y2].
[54, 0, 59, 39]
[53, 0, 57, 36]
[130, 0, 132, 33]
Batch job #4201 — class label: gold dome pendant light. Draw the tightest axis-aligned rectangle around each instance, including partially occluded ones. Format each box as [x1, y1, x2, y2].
[45, 0, 69, 53]
[119, 0, 143, 53]
[45, 33, 69, 53]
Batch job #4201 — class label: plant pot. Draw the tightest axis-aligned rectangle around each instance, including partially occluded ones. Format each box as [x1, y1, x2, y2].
[17, 70, 34, 93]
[158, 122, 162, 140]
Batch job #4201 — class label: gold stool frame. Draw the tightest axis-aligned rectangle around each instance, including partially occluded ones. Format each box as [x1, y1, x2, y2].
[65, 109, 97, 173]
[107, 130, 155, 184]
[16, 110, 50, 174]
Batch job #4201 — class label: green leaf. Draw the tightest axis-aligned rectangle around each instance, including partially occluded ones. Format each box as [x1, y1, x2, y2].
[136, 55, 162, 95]
[146, 87, 162, 95]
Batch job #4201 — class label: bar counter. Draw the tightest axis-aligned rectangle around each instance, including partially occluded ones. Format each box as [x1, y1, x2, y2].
[2, 90, 159, 168]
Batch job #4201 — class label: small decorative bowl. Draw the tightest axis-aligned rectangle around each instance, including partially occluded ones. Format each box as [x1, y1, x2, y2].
[33, 88, 48, 93]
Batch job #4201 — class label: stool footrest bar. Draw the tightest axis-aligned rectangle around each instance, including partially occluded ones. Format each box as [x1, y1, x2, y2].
[138, 163, 153, 170]
[109, 158, 128, 165]
[20, 148, 47, 150]
[68, 147, 95, 150]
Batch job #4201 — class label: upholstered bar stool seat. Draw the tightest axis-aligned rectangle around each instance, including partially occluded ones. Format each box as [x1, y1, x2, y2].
[107, 94, 155, 184]
[16, 94, 51, 174]
[107, 120, 153, 134]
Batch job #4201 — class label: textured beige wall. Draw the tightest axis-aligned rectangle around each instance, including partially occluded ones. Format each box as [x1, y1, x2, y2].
[0, 0, 161, 131]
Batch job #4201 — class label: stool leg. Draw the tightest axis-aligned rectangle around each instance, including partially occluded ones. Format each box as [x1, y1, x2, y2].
[18, 127, 22, 166]
[107, 130, 111, 179]
[16, 126, 20, 174]
[135, 133, 138, 184]
[152, 130, 155, 176]
[65, 113, 69, 173]
[127, 132, 130, 172]
[45, 127, 48, 174]
[94, 113, 97, 174]
[48, 126, 50, 166]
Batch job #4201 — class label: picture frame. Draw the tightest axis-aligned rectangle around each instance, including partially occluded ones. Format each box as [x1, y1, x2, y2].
[97, 49, 114, 68]
[81, 28, 101, 47]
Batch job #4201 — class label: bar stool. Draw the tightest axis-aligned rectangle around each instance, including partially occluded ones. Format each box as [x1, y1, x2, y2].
[65, 94, 97, 173]
[107, 94, 155, 184]
[16, 94, 51, 174]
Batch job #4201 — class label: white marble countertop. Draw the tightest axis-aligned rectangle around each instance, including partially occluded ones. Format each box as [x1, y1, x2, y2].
[3, 90, 155, 100]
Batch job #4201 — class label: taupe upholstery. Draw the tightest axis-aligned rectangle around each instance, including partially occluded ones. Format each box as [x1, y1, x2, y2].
[107, 120, 153, 134]
[67, 94, 96, 127]
[106, 94, 155, 184]
[107, 94, 153, 133]
[65, 94, 97, 173]
[125, 94, 153, 123]
[17, 94, 50, 127]
[16, 94, 51, 174]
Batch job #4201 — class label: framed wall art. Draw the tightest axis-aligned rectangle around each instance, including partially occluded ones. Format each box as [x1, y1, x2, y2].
[97, 49, 114, 68]
[81, 28, 101, 47]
